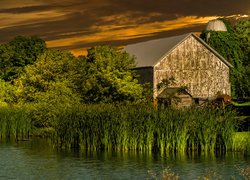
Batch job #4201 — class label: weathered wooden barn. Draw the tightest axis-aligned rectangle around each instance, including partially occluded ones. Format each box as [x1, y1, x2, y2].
[124, 33, 232, 106]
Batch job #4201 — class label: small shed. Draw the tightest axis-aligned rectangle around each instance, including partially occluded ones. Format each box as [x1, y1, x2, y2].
[157, 87, 193, 108]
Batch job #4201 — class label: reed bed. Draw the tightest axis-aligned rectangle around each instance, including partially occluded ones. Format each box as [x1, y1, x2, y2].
[1, 103, 246, 153]
[232, 132, 250, 153]
[0, 106, 32, 140]
[54, 104, 239, 153]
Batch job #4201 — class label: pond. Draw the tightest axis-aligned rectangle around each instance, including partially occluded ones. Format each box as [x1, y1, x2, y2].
[0, 138, 249, 179]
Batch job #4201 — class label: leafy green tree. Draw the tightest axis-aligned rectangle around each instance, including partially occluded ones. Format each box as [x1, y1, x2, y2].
[82, 46, 144, 103]
[0, 79, 16, 106]
[14, 50, 83, 127]
[15, 50, 81, 103]
[0, 36, 46, 81]
[200, 19, 248, 98]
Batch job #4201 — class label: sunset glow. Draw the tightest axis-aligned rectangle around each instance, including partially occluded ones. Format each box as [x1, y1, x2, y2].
[0, 0, 249, 56]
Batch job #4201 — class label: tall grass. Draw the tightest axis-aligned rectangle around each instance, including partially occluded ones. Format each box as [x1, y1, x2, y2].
[0, 106, 32, 141]
[232, 132, 250, 154]
[54, 104, 239, 153]
[1, 103, 245, 153]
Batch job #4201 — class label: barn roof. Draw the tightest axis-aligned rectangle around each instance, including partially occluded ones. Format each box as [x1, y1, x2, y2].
[123, 33, 233, 68]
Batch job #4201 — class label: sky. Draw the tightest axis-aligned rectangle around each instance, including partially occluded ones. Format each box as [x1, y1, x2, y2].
[0, 0, 249, 56]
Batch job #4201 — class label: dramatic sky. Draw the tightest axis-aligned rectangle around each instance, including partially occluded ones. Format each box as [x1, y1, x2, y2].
[0, 0, 249, 56]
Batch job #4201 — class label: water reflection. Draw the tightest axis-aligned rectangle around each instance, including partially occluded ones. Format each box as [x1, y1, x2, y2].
[0, 139, 249, 179]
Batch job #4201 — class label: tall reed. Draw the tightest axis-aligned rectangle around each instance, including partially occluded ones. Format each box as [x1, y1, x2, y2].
[0, 106, 32, 140]
[54, 104, 239, 153]
[232, 132, 250, 153]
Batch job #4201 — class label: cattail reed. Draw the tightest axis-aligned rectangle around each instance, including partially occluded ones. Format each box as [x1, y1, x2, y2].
[54, 104, 241, 153]
[1, 103, 246, 153]
[0, 106, 32, 141]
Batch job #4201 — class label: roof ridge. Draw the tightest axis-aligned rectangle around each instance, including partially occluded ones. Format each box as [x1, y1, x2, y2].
[125, 33, 191, 47]
[124, 33, 191, 67]
[123, 32, 232, 68]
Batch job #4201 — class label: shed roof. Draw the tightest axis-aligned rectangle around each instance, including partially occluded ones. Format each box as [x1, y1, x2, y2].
[123, 33, 233, 68]
[158, 87, 193, 99]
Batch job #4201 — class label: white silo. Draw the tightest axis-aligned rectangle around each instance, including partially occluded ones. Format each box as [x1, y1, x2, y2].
[205, 19, 227, 43]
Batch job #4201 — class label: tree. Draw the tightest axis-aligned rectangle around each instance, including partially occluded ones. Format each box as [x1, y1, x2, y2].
[14, 50, 83, 127]
[200, 19, 249, 98]
[0, 36, 46, 81]
[235, 19, 250, 97]
[81, 46, 144, 103]
[15, 50, 81, 103]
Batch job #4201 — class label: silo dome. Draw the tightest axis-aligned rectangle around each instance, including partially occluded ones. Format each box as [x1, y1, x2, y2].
[206, 20, 227, 31]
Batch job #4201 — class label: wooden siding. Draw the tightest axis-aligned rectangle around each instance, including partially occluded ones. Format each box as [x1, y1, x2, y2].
[153, 35, 231, 99]
[176, 94, 193, 108]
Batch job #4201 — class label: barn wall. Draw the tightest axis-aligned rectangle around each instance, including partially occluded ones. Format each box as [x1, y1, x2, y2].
[153, 35, 231, 99]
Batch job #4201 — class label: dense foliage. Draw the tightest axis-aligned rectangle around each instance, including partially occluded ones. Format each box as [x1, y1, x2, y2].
[0, 79, 17, 106]
[15, 50, 81, 103]
[0, 36, 46, 81]
[0, 37, 144, 106]
[13, 50, 83, 127]
[82, 46, 143, 103]
[235, 19, 250, 97]
[200, 19, 250, 98]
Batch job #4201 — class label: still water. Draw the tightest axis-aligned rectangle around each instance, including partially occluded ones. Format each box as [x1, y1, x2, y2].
[0, 139, 249, 180]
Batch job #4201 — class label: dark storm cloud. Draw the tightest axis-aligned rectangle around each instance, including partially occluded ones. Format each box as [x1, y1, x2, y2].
[110, 0, 249, 16]
[0, 12, 99, 42]
[0, 4, 59, 14]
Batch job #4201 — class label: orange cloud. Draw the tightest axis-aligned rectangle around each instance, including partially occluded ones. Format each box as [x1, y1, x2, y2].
[46, 15, 220, 56]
